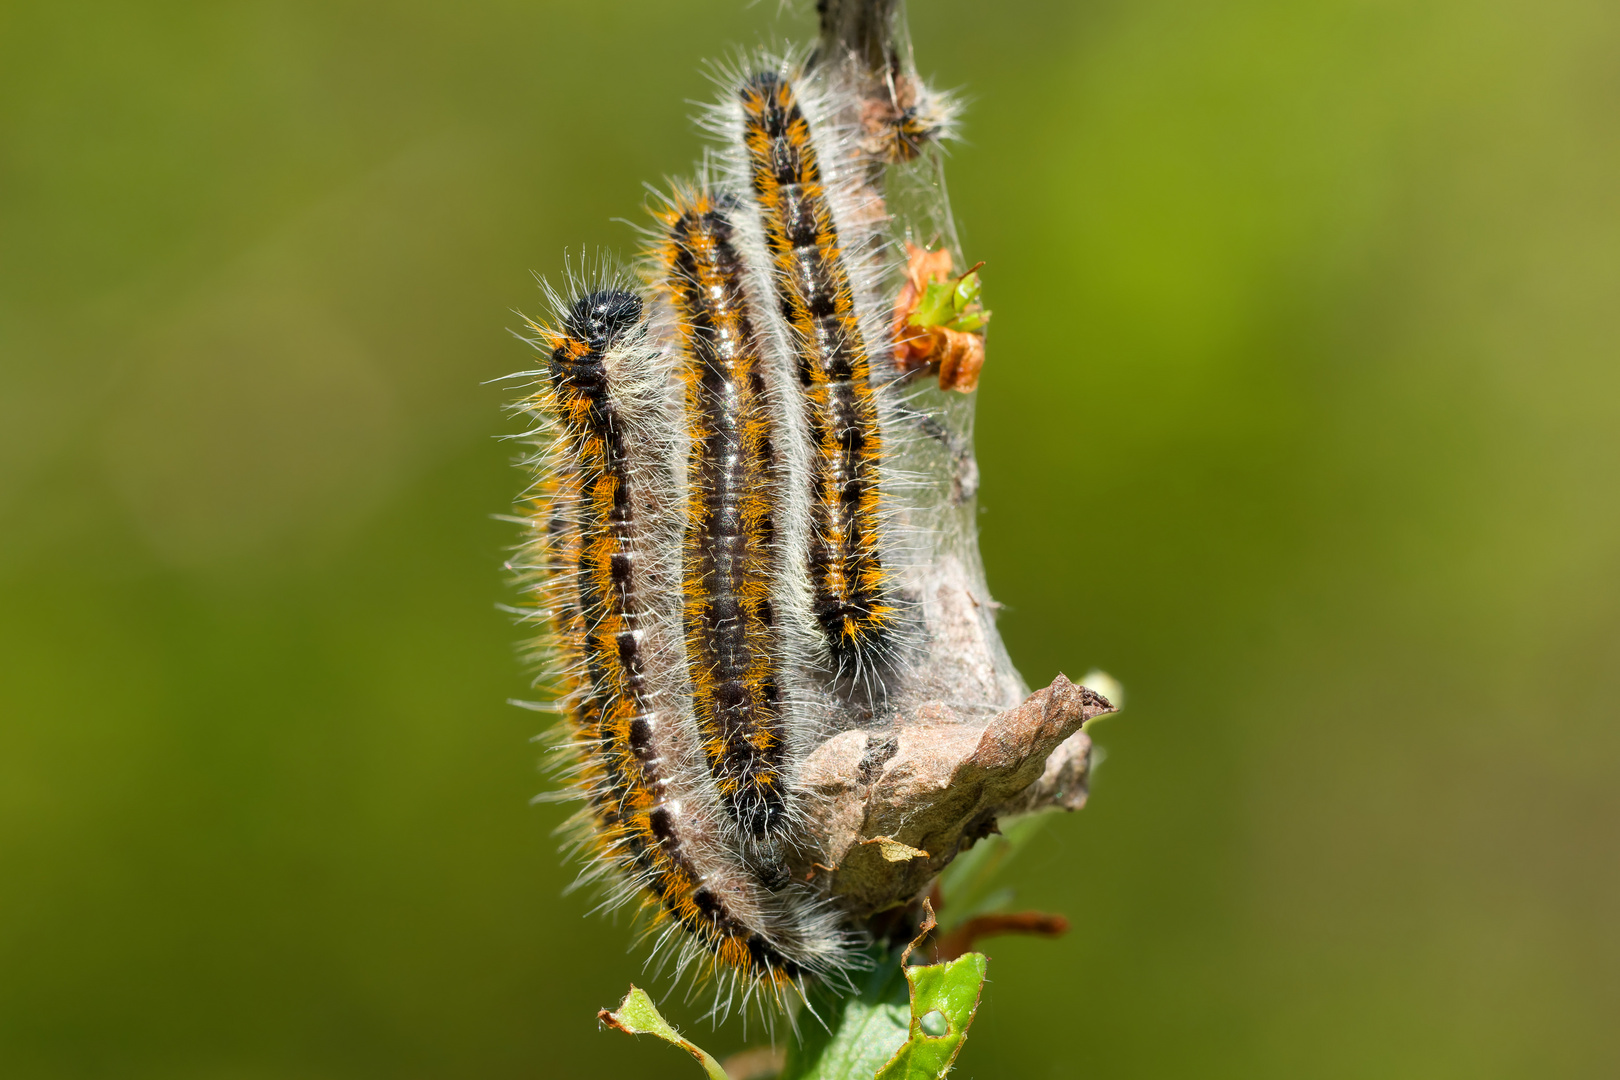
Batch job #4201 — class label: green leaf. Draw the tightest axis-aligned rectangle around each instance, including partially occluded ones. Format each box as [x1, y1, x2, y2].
[599, 985, 731, 1080]
[780, 953, 913, 1080]
[912, 279, 958, 328]
[907, 268, 990, 336]
[874, 954, 989, 1080]
[779, 947, 989, 1080]
[945, 309, 989, 334]
[951, 270, 982, 311]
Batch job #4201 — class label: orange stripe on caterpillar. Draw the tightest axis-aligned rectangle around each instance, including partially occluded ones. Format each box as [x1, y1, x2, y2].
[738, 69, 898, 670]
[652, 188, 794, 866]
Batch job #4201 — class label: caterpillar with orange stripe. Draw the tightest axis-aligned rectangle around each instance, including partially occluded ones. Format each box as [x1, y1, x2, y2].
[706, 58, 905, 681]
[650, 185, 801, 873]
[509, 12, 983, 1024]
[513, 278, 854, 1020]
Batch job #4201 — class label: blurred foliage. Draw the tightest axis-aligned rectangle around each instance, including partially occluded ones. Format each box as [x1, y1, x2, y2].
[3, 0, 1619, 1077]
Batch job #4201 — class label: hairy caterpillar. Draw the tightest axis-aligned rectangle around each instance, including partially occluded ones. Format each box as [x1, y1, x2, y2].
[515, 281, 855, 1020]
[509, 19, 985, 1025]
[853, 68, 959, 164]
[650, 187, 796, 871]
[715, 62, 902, 677]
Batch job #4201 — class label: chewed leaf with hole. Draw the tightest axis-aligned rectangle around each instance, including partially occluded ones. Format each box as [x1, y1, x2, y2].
[874, 953, 989, 1080]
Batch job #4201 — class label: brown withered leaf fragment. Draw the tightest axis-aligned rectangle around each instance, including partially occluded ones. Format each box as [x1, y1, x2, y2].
[934, 326, 984, 392]
[861, 836, 932, 862]
[903, 242, 956, 296]
[900, 898, 939, 968]
[892, 323, 935, 375]
[797, 675, 1115, 919]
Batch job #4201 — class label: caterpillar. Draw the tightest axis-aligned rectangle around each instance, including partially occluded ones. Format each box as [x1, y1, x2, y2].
[853, 70, 959, 165]
[514, 277, 856, 1020]
[811, 0, 960, 165]
[651, 187, 799, 869]
[715, 61, 903, 678]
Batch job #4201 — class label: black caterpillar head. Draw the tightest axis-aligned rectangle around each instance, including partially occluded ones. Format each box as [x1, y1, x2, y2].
[563, 289, 642, 354]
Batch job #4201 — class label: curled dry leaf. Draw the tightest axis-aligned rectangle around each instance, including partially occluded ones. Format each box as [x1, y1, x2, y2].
[861, 836, 933, 863]
[932, 326, 985, 392]
[795, 675, 1114, 920]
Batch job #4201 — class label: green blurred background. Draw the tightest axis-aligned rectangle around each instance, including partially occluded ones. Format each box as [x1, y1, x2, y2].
[3, 0, 1617, 1076]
